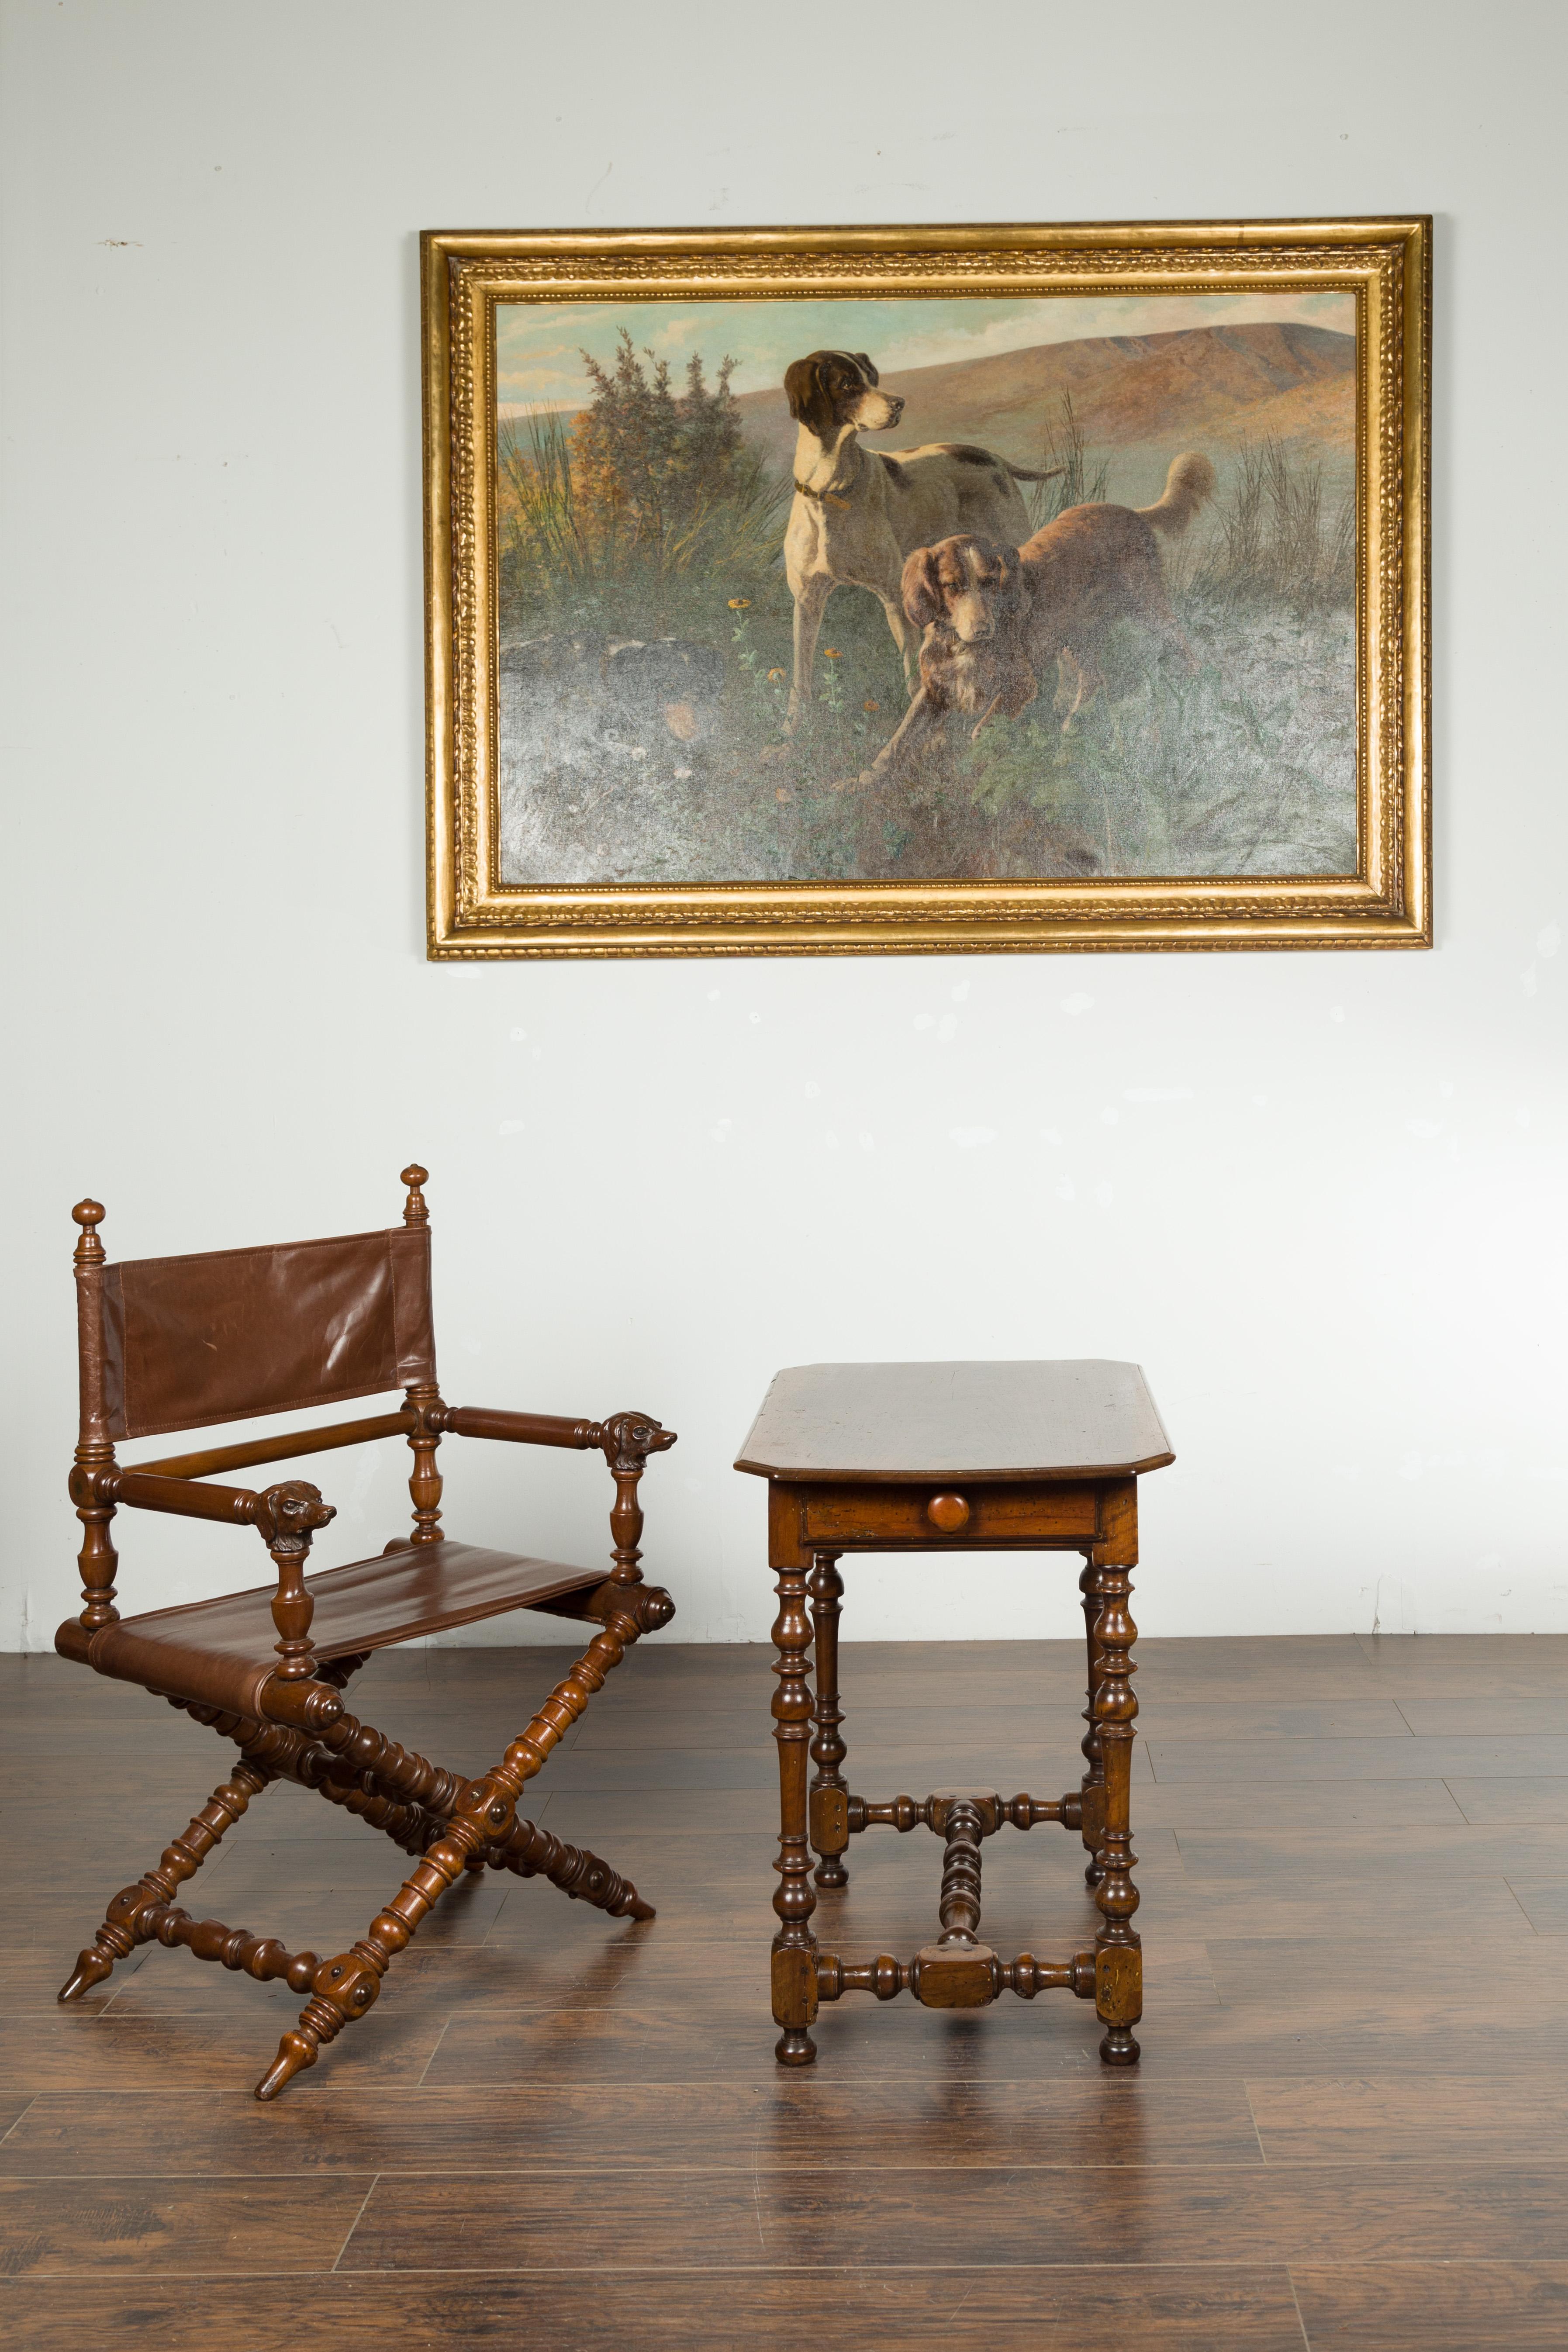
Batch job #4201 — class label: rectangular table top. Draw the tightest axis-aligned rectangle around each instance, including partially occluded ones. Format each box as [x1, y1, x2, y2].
[735, 1360, 1174, 1484]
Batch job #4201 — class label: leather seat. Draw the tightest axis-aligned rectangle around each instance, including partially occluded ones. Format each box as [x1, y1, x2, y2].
[86, 1542, 605, 1720]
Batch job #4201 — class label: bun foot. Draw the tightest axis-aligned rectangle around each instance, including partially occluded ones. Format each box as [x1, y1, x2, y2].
[1084, 1859, 1106, 1888]
[813, 1862, 849, 1889]
[775, 2027, 816, 2067]
[1099, 2026, 1140, 2067]
[254, 2027, 318, 2101]
[58, 1946, 115, 2003]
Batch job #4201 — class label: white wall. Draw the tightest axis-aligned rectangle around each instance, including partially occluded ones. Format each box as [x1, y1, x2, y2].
[3, 0, 1565, 1651]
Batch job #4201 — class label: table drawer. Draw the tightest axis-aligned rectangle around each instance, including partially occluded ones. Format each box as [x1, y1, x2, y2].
[798, 1480, 1099, 1547]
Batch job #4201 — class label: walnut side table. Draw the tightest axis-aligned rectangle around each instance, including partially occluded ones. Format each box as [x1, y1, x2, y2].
[735, 1359, 1174, 2069]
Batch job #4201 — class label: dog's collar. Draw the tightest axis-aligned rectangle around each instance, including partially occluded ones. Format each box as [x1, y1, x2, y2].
[793, 478, 852, 509]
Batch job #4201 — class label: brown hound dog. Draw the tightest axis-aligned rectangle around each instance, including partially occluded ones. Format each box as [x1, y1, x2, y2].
[866, 453, 1217, 780]
[781, 349, 1060, 732]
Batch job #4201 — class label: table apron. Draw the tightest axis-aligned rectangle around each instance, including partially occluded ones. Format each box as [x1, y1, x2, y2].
[787, 1480, 1104, 1552]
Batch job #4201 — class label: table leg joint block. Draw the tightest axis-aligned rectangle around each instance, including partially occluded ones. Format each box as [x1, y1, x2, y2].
[1095, 1941, 1143, 2024]
[809, 1782, 848, 1857]
[912, 1942, 999, 2007]
[771, 1942, 820, 2027]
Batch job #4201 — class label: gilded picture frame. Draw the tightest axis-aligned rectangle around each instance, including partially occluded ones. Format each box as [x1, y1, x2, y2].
[423, 218, 1429, 958]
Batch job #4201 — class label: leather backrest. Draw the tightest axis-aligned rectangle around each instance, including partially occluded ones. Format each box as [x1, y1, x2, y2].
[98, 1227, 436, 1440]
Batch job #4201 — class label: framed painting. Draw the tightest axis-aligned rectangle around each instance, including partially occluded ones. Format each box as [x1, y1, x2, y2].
[422, 218, 1428, 957]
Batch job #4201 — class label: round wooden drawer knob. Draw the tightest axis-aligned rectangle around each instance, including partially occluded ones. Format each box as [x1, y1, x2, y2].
[926, 1493, 971, 1533]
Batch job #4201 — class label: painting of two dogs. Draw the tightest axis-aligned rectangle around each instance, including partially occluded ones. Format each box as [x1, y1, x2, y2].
[781, 347, 1215, 786]
[491, 286, 1359, 888]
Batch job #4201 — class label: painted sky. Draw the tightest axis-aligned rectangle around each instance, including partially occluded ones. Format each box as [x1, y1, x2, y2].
[496, 289, 1355, 414]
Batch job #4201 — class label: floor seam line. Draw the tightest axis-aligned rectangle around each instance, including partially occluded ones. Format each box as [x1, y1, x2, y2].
[1501, 1875, 1540, 1932]
[416, 2015, 454, 2086]
[1240, 2076, 1270, 2169]
[0, 2095, 40, 2148]
[330, 2171, 382, 2273]
[1286, 2263, 1313, 2349]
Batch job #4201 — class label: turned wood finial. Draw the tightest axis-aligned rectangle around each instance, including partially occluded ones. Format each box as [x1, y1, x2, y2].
[69, 1194, 117, 1620]
[72, 1199, 106, 1262]
[400, 1166, 429, 1227]
[398, 1166, 443, 1546]
[71, 1198, 111, 1441]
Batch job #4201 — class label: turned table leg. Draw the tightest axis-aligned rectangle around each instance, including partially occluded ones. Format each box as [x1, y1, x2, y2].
[808, 1552, 850, 1889]
[1079, 1553, 1108, 1888]
[771, 1558, 819, 2065]
[1090, 1533, 1142, 2066]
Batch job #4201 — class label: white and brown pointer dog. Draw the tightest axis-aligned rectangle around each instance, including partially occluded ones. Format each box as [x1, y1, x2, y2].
[781, 349, 1060, 731]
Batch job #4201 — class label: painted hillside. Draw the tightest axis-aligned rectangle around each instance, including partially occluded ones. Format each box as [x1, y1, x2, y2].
[733, 321, 1354, 500]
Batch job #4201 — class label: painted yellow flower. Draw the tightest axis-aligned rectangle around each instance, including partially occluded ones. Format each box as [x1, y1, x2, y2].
[863, 699, 880, 714]
[767, 667, 786, 683]
[822, 647, 841, 660]
[728, 597, 752, 611]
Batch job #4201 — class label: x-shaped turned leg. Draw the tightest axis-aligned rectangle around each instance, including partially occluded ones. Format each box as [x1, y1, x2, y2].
[301, 1714, 656, 1919]
[59, 1750, 280, 2002]
[255, 1593, 658, 2100]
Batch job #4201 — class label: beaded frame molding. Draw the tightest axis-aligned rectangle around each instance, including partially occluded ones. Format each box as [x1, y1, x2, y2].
[422, 219, 1429, 958]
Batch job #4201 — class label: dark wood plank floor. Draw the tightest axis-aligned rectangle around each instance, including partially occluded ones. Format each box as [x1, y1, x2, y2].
[3, 1633, 1568, 2349]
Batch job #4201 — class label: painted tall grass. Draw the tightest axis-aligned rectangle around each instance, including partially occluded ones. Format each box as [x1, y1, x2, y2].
[1176, 435, 1354, 612]
[498, 336, 789, 637]
[1019, 409, 1354, 616]
[1024, 391, 1110, 531]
